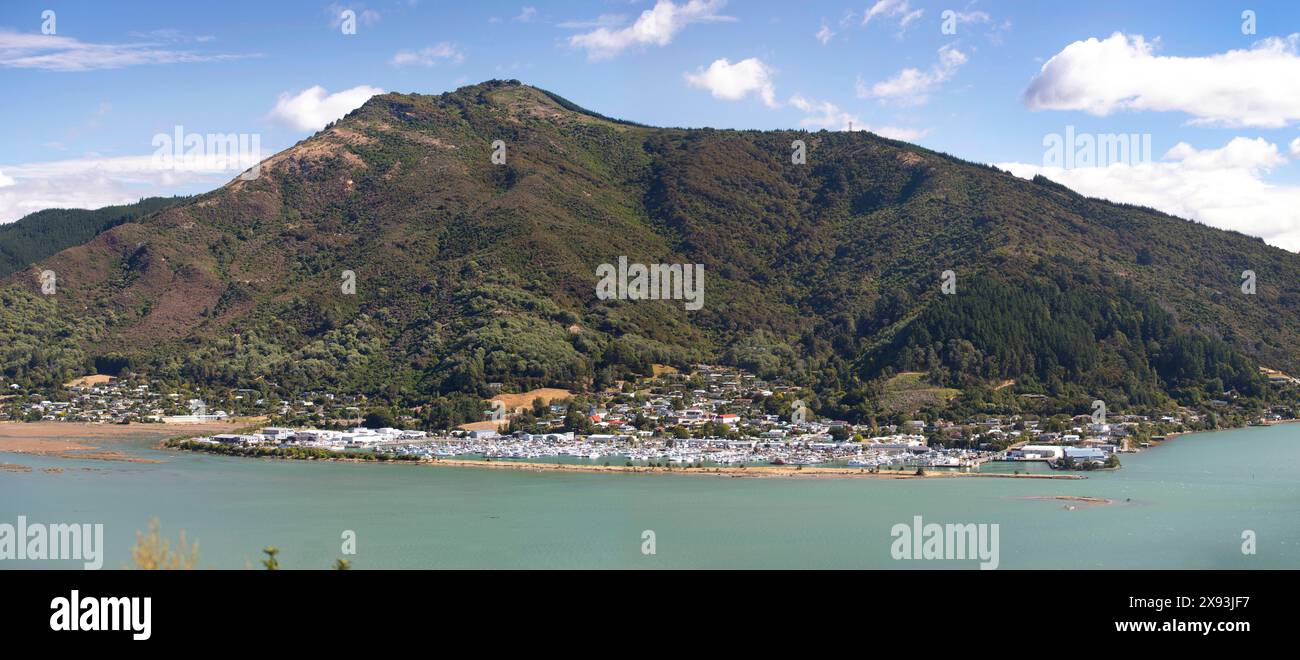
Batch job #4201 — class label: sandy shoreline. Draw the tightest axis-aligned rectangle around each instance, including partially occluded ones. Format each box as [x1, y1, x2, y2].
[0, 420, 253, 463]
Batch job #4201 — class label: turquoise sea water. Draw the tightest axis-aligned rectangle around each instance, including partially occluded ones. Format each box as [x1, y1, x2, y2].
[2, 424, 1298, 569]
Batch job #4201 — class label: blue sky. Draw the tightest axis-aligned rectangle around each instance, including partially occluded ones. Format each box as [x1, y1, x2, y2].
[3, 1, 1300, 248]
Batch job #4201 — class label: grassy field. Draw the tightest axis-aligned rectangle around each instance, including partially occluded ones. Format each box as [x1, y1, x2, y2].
[880, 372, 960, 415]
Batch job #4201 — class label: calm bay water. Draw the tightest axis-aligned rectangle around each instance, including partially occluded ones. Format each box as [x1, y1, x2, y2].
[3, 424, 1298, 569]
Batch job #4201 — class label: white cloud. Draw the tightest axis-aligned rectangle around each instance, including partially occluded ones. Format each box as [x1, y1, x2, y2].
[684, 58, 778, 107]
[569, 0, 733, 60]
[866, 124, 928, 142]
[268, 85, 384, 132]
[557, 14, 626, 30]
[815, 23, 834, 45]
[998, 137, 1300, 250]
[391, 42, 464, 67]
[126, 29, 217, 43]
[789, 95, 858, 131]
[787, 94, 926, 141]
[514, 7, 537, 23]
[859, 44, 966, 105]
[0, 28, 254, 71]
[1290, 137, 1300, 157]
[679, 55, 929, 139]
[862, 0, 923, 29]
[948, 10, 990, 25]
[0, 154, 232, 224]
[1, 83, 383, 223]
[1024, 32, 1300, 128]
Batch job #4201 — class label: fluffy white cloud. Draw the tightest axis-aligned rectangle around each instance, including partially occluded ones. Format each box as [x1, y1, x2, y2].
[862, 0, 923, 29]
[391, 42, 464, 67]
[569, 0, 732, 60]
[684, 58, 777, 107]
[514, 7, 537, 23]
[1290, 137, 1300, 157]
[787, 94, 926, 141]
[789, 95, 857, 131]
[998, 137, 1300, 251]
[0, 28, 253, 71]
[680, 55, 929, 140]
[1023, 32, 1300, 128]
[0, 154, 233, 224]
[859, 44, 966, 105]
[267, 85, 384, 132]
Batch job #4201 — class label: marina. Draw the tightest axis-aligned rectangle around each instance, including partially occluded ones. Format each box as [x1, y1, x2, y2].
[2, 423, 1298, 569]
[189, 426, 996, 470]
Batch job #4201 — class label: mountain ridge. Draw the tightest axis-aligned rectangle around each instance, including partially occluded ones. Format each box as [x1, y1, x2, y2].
[2, 80, 1297, 422]
[0, 196, 187, 278]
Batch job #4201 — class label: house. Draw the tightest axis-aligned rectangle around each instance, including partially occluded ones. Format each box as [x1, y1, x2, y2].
[260, 427, 295, 441]
[1015, 445, 1065, 460]
[1064, 447, 1107, 464]
[295, 429, 342, 443]
[213, 434, 265, 446]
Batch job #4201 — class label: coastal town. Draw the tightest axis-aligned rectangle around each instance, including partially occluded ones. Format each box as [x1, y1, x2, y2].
[4, 363, 1298, 472]
[167, 364, 1299, 471]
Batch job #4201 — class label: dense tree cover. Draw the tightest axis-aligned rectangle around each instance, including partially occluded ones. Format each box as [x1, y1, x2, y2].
[0, 288, 111, 387]
[857, 258, 1263, 412]
[0, 81, 1294, 422]
[0, 197, 185, 277]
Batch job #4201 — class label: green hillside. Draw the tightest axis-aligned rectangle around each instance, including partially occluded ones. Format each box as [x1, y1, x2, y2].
[0, 197, 186, 277]
[1, 80, 1296, 422]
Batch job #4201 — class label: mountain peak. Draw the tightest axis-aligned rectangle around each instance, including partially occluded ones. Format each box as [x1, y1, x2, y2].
[4, 81, 1298, 414]
[347, 79, 645, 131]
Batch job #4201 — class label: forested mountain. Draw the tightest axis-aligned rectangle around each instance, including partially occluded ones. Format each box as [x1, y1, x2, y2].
[0, 197, 186, 277]
[1, 80, 1296, 421]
